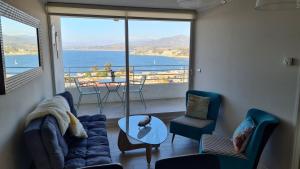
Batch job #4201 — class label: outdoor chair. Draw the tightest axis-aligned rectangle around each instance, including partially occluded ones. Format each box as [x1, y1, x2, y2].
[74, 77, 102, 113]
[122, 75, 147, 108]
[170, 90, 222, 142]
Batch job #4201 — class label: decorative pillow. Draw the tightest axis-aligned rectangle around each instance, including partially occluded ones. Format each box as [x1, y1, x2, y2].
[67, 112, 88, 138]
[232, 117, 256, 153]
[186, 94, 210, 119]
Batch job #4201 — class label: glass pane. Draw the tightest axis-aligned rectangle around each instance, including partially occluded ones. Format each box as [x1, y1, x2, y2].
[128, 19, 191, 115]
[61, 17, 126, 119]
[2, 16, 40, 77]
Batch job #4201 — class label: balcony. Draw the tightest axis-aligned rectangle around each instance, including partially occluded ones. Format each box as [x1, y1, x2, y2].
[64, 65, 188, 119]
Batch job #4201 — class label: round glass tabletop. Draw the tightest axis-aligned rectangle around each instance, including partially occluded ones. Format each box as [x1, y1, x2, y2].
[118, 115, 168, 145]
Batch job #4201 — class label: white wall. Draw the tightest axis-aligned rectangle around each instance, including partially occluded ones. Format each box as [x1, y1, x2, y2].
[50, 16, 65, 94]
[194, 0, 300, 169]
[67, 83, 188, 104]
[0, 0, 53, 169]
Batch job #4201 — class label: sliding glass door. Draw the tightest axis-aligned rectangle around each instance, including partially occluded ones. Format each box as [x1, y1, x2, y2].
[128, 19, 191, 115]
[61, 17, 127, 118]
[60, 16, 192, 119]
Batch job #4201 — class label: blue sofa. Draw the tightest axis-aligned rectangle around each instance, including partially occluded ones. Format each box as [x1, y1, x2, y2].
[24, 91, 122, 169]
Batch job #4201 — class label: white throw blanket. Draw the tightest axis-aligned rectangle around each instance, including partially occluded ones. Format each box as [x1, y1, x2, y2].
[25, 96, 71, 135]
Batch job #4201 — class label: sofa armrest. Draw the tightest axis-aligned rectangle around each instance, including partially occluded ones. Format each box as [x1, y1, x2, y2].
[79, 163, 123, 169]
[155, 154, 220, 169]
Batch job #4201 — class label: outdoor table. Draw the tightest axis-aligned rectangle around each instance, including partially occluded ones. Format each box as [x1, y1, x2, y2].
[99, 78, 126, 103]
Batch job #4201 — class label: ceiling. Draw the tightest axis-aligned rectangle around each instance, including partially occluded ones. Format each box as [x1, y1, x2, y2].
[45, 0, 195, 9]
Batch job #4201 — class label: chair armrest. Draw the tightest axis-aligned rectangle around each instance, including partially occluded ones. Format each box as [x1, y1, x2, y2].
[155, 154, 220, 169]
[79, 163, 123, 169]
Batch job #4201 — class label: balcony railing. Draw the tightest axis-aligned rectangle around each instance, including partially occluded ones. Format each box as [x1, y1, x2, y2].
[64, 64, 189, 87]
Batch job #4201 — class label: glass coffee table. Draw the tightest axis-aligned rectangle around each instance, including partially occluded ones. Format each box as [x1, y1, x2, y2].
[118, 115, 168, 163]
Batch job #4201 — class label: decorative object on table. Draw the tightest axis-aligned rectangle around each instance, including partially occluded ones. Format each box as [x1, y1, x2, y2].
[138, 115, 152, 127]
[111, 70, 115, 82]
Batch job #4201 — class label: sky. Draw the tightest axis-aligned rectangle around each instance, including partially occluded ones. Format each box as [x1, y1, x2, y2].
[1, 16, 36, 36]
[61, 17, 191, 47]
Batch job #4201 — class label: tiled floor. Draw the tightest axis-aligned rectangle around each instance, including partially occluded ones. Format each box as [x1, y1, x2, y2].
[106, 126, 199, 169]
[77, 98, 186, 119]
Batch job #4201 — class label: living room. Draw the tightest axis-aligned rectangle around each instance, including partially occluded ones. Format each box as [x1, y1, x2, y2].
[0, 0, 299, 169]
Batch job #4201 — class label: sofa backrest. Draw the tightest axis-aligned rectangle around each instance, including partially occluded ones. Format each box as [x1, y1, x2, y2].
[58, 91, 77, 117]
[25, 91, 76, 169]
[25, 115, 69, 169]
[244, 108, 280, 169]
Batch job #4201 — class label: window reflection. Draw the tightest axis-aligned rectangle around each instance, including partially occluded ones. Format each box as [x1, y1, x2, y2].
[1, 16, 40, 77]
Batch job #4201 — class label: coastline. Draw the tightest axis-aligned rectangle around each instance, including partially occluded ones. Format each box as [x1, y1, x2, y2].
[63, 49, 189, 59]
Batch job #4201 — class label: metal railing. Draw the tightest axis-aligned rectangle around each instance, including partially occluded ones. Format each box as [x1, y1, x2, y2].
[64, 64, 189, 88]
[6, 66, 38, 76]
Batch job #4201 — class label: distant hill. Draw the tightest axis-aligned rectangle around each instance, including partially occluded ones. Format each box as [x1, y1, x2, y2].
[64, 35, 190, 58]
[3, 35, 38, 55]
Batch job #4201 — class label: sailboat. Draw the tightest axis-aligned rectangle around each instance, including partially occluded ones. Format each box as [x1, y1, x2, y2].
[14, 59, 18, 65]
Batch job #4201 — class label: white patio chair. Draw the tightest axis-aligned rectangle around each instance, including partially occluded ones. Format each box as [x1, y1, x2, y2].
[122, 75, 147, 108]
[74, 77, 102, 113]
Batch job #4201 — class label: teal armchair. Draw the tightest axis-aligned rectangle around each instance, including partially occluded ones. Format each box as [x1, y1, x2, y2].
[170, 90, 222, 141]
[200, 108, 280, 169]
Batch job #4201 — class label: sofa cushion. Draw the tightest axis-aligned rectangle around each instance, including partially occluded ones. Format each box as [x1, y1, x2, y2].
[24, 118, 51, 169]
[64, 114, 111, 169]
[41, 115, 69, 169]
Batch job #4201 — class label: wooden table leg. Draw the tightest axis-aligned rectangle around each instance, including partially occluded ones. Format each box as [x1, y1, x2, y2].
[146, 144, 152, 164]
[118, 129, 154, 164]
[118, 130, 147, 151]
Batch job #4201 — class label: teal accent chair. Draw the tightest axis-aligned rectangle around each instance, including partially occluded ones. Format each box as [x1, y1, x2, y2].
[170, 90, 222, 142]
[199, 108, 280, 169]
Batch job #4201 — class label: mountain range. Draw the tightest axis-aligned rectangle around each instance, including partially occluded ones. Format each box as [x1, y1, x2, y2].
[64, 35, 189, 50]
[64, 35, 190, 58]
[3, 34, 38, 55]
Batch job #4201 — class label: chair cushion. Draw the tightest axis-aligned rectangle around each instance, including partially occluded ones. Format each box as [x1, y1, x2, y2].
[186, 94, 210, 119]
[41, 116, 69, 169]
[64, 114, 111, 169]
[201, 134, 246, 159]
[171, 116, 213, 128]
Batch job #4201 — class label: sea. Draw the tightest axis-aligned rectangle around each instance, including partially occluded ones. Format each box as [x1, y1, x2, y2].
[5, 50, 189, 75]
